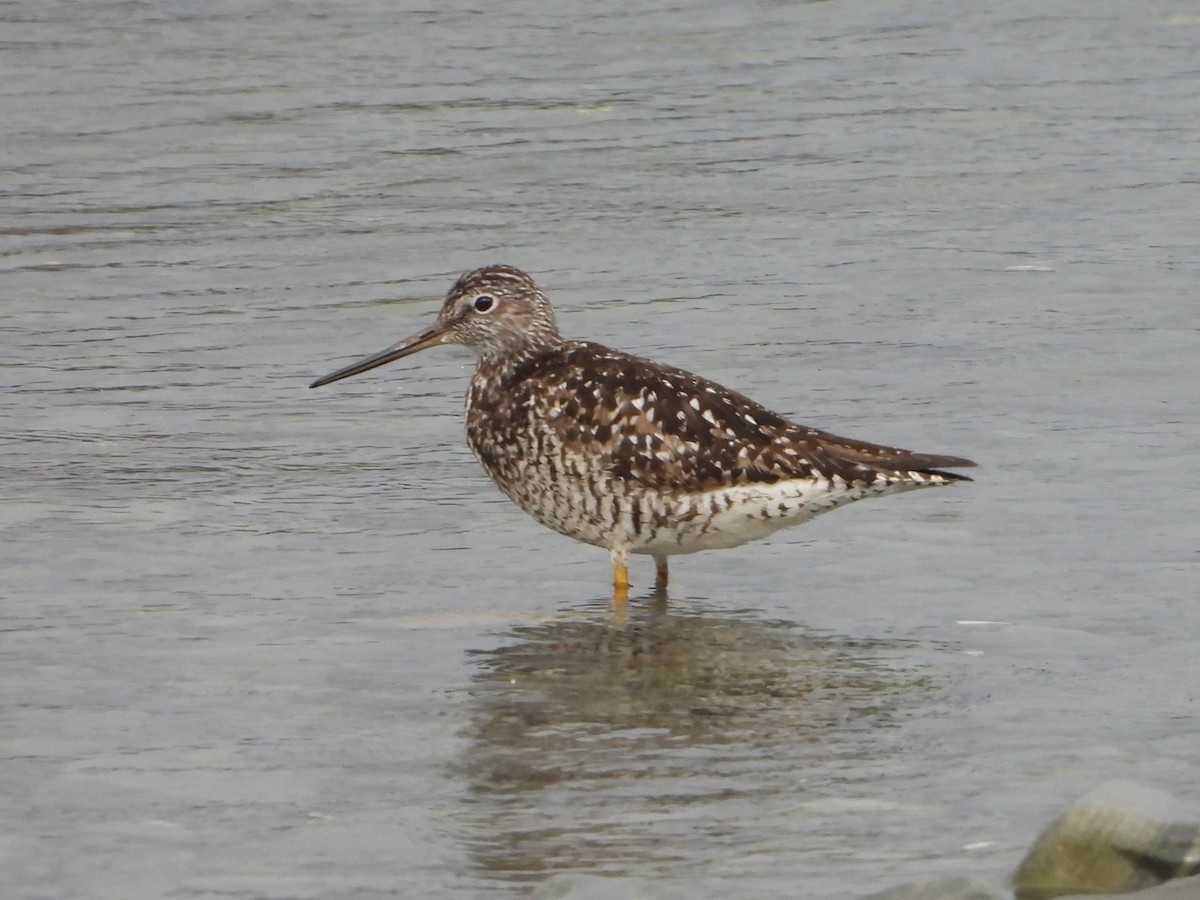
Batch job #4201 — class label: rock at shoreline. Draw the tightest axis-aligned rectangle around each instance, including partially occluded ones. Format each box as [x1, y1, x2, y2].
[1013, 780, 1200, 899]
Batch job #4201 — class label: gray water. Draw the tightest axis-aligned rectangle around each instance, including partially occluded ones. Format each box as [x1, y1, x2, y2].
[3, 1, 1198, 898]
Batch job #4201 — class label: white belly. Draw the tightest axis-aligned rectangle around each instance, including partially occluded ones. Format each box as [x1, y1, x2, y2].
[627, 476, 918, 556]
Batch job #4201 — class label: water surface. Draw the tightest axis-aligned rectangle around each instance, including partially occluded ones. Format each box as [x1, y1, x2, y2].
[3, 1, 1198, 897]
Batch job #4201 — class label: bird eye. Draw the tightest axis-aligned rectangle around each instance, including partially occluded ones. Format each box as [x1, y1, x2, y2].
[473, 295, 495, 313]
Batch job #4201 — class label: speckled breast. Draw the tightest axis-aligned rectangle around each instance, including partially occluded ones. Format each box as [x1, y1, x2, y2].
[465, 369, 641, 550]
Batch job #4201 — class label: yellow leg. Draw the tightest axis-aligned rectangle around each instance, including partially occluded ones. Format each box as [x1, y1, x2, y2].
[613, 561, 630, 603]
[609, 546, 630, 609]
[610, 561, 630, 626]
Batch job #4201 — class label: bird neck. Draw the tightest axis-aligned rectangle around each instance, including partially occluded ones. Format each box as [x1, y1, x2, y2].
[473, 335, 569, 391]
[476, 325, 566, 369]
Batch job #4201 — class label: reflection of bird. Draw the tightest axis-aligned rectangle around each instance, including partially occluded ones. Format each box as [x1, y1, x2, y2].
[462, 606, 924, 876]
[311, 265, 975, 602]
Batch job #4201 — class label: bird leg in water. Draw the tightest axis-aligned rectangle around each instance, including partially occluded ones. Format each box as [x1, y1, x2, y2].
[610, 547, 630, 607]
[654, 555, 669, 590]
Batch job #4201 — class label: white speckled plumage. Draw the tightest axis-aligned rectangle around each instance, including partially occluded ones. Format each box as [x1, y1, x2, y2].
[311, 265, 975, 593]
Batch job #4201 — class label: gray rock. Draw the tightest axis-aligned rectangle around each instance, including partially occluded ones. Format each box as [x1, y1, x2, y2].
[1014, 780, 1200, 899]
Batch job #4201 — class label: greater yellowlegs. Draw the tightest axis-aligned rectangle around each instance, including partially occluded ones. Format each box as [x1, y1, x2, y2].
[311, 265, 975, 602]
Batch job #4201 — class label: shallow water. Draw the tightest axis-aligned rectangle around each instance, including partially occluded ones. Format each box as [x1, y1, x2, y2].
[3, 1, 1199, 897]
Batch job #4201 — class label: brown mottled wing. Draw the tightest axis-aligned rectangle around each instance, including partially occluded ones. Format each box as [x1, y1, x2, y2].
[518, 342, 973, 492]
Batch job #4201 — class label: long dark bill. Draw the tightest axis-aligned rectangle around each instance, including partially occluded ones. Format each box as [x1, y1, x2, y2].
[309, 325, 451, 388]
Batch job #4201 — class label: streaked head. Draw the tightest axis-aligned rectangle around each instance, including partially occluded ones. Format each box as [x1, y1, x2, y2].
[309, 265, 563, 388]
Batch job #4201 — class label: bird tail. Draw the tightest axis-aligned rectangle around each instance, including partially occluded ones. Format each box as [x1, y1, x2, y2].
[816, 431, 977, 482]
